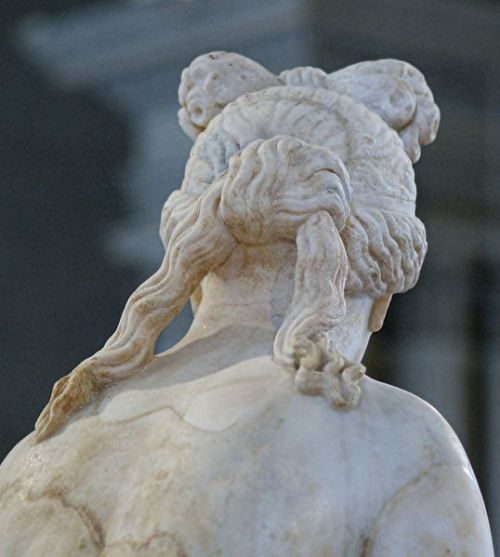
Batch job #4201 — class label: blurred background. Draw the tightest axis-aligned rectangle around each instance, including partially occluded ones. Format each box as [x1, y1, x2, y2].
[1, 0, 499, 546]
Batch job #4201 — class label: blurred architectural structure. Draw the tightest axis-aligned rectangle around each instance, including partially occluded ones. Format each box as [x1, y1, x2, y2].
[16, 0, 314, 347]
[9, 0, 500, 547]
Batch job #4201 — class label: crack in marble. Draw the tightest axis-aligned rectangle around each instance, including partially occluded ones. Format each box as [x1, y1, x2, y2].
[103, 530, 187, 556]
[26, 488, 105, 550]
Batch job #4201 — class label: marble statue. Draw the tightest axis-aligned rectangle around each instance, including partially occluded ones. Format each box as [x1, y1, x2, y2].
[0, 52, 494, 556]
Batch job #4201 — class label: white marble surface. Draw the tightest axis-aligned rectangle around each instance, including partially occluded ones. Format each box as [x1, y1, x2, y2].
[0, 52, 494, 555]
[0, 329, 493, 555]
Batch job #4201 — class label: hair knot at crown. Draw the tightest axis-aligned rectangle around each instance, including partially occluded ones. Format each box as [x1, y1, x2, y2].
[219, 136, 351, 245]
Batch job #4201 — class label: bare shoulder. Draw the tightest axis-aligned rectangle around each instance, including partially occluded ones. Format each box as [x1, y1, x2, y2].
[355, 378, 494, 556]
[359, 376, 470, 466]
[364, 462, 494, 556]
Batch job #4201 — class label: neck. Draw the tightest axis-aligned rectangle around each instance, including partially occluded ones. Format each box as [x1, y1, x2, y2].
[184, 241, 295, 339]
[179, 241, 374, 363]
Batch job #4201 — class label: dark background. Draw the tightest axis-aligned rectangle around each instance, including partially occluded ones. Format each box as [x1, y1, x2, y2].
[1, 0, 499, 547]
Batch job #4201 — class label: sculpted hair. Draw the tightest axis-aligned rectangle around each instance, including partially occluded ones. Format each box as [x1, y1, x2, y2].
[36, 69, 433, 441]
[342, 207, 427, 298]
[181, 85, 428, 302]
[179, 52, 440, 162]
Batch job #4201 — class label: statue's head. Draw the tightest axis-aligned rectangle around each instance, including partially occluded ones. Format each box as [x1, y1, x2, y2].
[115, 55, 438, 409]
[35, 53, 440, 441]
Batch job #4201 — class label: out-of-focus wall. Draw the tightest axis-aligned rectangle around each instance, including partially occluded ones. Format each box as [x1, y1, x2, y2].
[1, 0, 499, 548]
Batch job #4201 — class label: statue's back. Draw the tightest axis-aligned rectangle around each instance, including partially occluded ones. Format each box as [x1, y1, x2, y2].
[0, 335, 493, 555]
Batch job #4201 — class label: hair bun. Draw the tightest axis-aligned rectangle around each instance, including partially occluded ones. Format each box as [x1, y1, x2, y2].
[219, 136, 351, 245]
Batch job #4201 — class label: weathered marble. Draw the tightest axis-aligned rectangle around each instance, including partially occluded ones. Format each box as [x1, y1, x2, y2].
[0, 52, 494, 556]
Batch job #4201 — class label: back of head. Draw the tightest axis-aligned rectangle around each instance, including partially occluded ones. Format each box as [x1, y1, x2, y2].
[35, 52, 439, 442]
